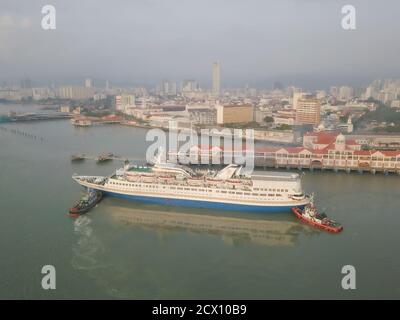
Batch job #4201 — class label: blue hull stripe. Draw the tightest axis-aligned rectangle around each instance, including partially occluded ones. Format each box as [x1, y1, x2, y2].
[103, 191, 304, 213]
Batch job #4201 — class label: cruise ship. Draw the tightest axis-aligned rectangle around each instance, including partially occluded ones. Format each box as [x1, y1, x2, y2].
[72, 155, 310, 213]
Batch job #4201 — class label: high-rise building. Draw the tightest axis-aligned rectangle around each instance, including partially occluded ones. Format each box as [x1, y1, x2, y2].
[338, 86, 354, 100]
[315, 90, 327, 99]
[292, 91, 305, 110]
[160, 80, 177, 95]
[58, 86, 94, 100]
[330, 86, 339, 98]
[181, 79, 198, 92]
[115, 95, 122, 111]
[85, 78, 93, 88]
[295, 98, 321, 126]
[212, 61, 220, 96]
[115, 94, 135, 112]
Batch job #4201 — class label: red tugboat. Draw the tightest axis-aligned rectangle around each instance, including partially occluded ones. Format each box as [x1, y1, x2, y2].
[292, 194, 343, 233]
[69, 189, 103, 218]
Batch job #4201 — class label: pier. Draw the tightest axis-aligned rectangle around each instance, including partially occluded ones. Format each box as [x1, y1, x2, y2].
[0, 125, 45, 142]
[1, 112, 73, 123]
[168, 151, 400, 176]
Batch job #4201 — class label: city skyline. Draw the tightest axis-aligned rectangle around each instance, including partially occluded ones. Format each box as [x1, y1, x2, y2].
[1, 0, 400, 89]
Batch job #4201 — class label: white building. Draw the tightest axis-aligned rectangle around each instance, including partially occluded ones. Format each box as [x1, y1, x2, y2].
[339, 86, 354, 100]
[292, 91, 306, 110]
[58, 86, 94, 100]
[85, 78, 93, 88]
[212, 61, 221, 96]
[115, 94, 135, 112]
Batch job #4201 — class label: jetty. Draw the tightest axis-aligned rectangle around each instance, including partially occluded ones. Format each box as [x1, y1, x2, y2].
[70, 153, 146, 163]
[1, 112, 72, 123]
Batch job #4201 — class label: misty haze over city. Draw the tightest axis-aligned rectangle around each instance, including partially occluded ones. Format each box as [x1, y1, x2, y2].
[3, 0, 400, 302]
[1, 0, 399, 90]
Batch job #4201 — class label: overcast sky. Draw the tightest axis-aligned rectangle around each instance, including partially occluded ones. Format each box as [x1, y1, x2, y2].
[1, 0, 399, 89]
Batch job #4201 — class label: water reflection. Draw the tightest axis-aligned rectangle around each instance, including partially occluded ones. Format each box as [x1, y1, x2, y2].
[103, 202, 316, 247]
[70, 202, 319, 298]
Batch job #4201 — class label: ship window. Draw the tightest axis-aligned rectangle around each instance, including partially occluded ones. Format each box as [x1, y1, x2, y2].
[221, 191, 227, 193]
[276, 194, 282, 197]
[252, 193, 259, 196]
[235, 192, 242, 195]
[260, 193, 266, 196]
[268, 194, 274, 196]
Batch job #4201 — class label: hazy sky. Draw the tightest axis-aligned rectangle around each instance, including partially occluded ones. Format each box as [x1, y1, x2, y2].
[1, 0, 399, 89]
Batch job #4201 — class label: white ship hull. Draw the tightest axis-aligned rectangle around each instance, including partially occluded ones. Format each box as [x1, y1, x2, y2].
[72, 175, 310, 213]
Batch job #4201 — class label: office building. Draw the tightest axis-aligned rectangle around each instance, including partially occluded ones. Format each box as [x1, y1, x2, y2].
[295, 98, 321, 126]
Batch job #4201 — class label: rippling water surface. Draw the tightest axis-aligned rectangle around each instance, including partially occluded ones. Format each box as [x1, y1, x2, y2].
[0, 104, 399, 299]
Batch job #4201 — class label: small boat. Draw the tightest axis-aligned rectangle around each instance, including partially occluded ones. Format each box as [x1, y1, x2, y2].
[71, 154, 85, 161]
[69, 190, 103, 217]
[292, 195, 343, 233]
[97, 152, 114, 163]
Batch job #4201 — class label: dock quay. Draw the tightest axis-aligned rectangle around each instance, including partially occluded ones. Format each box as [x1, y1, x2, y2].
[1, 112, 72, 123]
[71, 115, 123, 127]
[168, 148, 400, 176]
[166, 131, 400, 176]
[169, 154, 400, 175]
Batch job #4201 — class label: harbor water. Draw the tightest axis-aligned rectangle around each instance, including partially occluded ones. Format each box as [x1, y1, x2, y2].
[0, 104, 399, 299]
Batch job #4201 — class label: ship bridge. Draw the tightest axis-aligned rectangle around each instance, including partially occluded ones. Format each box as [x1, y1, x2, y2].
[251, 171, 303, 195]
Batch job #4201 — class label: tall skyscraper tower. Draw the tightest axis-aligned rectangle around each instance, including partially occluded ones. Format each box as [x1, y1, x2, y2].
[85, 78, 93, 88]
[212, 61, 220, 96]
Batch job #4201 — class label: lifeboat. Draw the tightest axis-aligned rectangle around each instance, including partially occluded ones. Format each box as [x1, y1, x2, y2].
[206, 177, 223, 185]
[141, 174, 156, 183]
[125, 175, 141, 182]
[157, 175, 175, 183]
[187, 177, 204, 186]
[226, 178, 242, 184]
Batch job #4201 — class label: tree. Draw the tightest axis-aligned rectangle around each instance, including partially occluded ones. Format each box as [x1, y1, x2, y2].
[263, 116, 274, 123]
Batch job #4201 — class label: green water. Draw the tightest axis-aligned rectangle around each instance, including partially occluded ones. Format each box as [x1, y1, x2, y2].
[0, 105, 399, 299]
